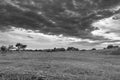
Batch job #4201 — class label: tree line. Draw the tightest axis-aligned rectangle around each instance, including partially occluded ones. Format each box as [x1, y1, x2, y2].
[0, 43, 27, 52]
[1, 43, 119, 53]
[0, 43, 80, 52]
[41, 47, 79, 52]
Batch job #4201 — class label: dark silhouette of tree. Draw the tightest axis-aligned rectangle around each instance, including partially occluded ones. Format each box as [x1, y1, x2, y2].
[15, 43, 27, 50]
[42, 47, 66, 52]
[67, 47, 79, 51]
[53, 48, 66, 52]
[107, 45, 119, 49]
[58, 48, 66, 51]
[21, 45, 27, 50]
[0, 45, 7, 54]
[107, 45, 114, 49]
[16, 43, 22, 50]
[113, 46, 119, 48]
[91, 48, 96, 50]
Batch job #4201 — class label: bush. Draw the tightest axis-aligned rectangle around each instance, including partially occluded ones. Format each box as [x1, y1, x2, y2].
[91, 48, 96, 50]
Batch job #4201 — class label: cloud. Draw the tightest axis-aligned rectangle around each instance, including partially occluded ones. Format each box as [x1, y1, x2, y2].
[0, 0, 120, 40]
[0, 27, 99, 49]
[1, 0, 120, 49]
[92, 15, 120, 40]
[90, 12, 120, 48]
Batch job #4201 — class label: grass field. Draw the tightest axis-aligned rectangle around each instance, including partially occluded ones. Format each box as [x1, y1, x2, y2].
[0, 49, 120, 80]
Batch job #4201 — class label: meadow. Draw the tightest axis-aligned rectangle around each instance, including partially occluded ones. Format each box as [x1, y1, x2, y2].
[0, 49, 120, 80]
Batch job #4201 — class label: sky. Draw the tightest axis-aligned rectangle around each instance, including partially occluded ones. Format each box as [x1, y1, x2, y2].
[0, 0, 120, 49]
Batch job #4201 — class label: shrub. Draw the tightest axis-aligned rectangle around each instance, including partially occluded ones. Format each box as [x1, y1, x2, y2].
[91, 48, 96, 50]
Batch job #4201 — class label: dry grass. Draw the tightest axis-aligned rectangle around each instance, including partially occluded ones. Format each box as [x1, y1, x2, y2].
[0, 49, 120, 80]
[0, 71, 44, 80]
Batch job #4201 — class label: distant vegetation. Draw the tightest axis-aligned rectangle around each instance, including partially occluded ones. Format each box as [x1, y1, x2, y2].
[0, 43, 27, 53]
[67, 47, 79, 51]
[107, 44, 119, 49]
[0, 43, 120, 55]
[42, 47, 79, 52]
[15, 43, 27, 51]
[0, 43, 80, 53]
[91, 48, 96, 51]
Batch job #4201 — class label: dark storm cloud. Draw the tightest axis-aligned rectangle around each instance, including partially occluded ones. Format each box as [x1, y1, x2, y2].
[0, 0, 120, 40]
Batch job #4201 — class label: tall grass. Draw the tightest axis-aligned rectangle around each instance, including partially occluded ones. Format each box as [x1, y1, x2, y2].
[111, 48, 120, 55]
[0, 71, 44, 80]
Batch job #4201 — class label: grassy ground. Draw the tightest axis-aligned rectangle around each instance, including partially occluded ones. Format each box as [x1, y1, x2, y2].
[0, 50, 120, 80]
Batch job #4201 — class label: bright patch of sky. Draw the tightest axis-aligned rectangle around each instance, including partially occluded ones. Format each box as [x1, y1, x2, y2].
[92, 15, 120, 40]
[0, 27, 96, 49]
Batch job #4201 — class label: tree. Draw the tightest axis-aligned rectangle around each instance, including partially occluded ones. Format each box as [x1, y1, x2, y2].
[113, 46, 119, 48]
[15, 43, 27, 50]
[16, 43, 22, 50]
[53, 48, 66, 52]
[107, 45, 114, 49]
[0, 46, 7, 54]
[91, 48, 96, 50]
[21, 45, 27, 50]
[67, 47, 79, 51]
